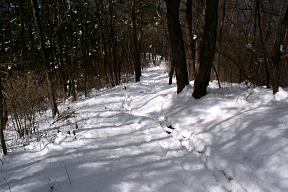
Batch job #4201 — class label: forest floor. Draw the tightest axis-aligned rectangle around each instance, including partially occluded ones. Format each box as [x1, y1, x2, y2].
[1, 63, 288, 192]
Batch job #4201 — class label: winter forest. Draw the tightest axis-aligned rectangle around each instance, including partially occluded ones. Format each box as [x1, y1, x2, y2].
[1, 0, 288, 191]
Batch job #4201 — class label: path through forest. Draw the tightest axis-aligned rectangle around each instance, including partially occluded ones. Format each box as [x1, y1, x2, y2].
[1, 63, 288, 192]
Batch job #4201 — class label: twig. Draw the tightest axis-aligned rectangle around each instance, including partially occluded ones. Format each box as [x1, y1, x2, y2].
[245, 90, 254, 101]
[221, 170, 234, 182]
[51, 110, 77, 125]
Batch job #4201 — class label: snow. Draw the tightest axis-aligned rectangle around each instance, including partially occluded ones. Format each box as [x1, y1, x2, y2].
[1, 63, 288, 192]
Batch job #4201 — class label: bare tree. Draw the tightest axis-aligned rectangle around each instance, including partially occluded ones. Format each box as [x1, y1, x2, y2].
[185, 0, 197, 80]
[132, 0, 142, 82]
[166, 0, 189, 93]
[193, 0, 219, 99]
[0, 76, 8, 155]
[272, 5, 288, 94]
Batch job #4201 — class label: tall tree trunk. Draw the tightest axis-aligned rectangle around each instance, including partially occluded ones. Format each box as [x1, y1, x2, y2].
[256, 0, 270, 88]
[69, 34, 77, 101]
[272, 6, 288, 94]
[81, 3, 89, 98]
[109, 0, 120, 85]
[131, 0, 141, 82]
[185, 0, 196, 80]
[193, 0, 219, 99]
[31, 0, 58, 117]
[19, 0, 26, 71]
[0, 78, 8, 155]
[217, 0, 226, 83]
[80, 23, 88, 98]
[168, 47, 174, 85]
[166, 0, 189, 94]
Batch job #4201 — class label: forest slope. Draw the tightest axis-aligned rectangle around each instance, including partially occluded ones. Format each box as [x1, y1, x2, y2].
[1, 63, 288, 192]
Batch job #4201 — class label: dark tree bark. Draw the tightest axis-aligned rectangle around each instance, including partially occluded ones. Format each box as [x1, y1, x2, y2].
[272, 6, 288, 94]
[185, 0, 196, 80]
[256, 0, 270, 88]
[132, 0, 141, 82]
[0, 77, 8, 155]
[109, 0, 120, 85]
[81, 2, 89, 98]
[217, 0, 226, 83]
[193, 0, 219, 99]
[168, 47, 174, 85]
[166, 0, 189, 94]
[19, 0, 26, 71]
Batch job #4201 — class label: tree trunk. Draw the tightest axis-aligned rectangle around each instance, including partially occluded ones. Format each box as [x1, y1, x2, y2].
[166, 0, 189, 94]
[193, 0, 219, 99]
[0, 78, 8, 155]
[131, 0, 141, 82]
[217, 0, 226, 83]
[272, 6, 288, 94]
[81, 4, 89, 97]
[19, 0, 26, 71]
[168, 47, 174, 85]
[109, 0, 120, 85]
[185, 0, 196, 80]
[256, 0, 270, 88]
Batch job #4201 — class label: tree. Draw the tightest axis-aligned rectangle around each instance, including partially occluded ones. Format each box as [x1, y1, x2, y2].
[272, 5, 288, 94]
[185, 0, 196, 80]
[165, 0, 189, 94]
[131, 0, 142, 82]
[0, 75, 8, 155]
[193, 0, 219, 99]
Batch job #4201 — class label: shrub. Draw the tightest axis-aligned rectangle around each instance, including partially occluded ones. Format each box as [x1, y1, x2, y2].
[5, 72, 48, 139]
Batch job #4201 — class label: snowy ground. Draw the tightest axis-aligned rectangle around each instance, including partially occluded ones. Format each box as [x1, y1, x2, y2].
[1, 63, 288, 192]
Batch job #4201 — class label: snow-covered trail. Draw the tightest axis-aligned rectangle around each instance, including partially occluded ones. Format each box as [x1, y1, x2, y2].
[0, 66, 206, 192]
[1, 64, 288, 192]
